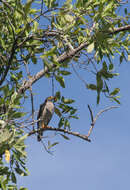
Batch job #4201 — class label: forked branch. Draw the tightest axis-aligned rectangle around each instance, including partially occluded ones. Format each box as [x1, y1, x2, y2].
[87, 105, 119, 137]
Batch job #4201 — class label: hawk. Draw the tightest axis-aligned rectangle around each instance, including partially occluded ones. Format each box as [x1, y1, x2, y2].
[37, 96, 55, 141]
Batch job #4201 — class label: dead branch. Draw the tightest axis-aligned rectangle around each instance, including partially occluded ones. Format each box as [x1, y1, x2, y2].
[87, 105, 119, 137]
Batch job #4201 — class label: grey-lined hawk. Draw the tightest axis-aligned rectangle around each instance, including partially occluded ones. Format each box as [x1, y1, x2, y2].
[37, 96, 55, 141]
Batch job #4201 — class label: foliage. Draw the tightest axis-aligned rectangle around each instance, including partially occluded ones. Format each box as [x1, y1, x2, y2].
[0, 0, 129, 188]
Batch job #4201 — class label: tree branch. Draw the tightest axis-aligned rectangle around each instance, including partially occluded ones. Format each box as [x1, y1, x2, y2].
[109, 25, 130, 34]
[18, 41, 89, 94]
[28, 126, 91, 142]
[18, 25, 130, 94]
[87, 106, 119, 137]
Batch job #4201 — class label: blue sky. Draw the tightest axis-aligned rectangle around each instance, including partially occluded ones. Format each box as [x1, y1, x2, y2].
[17, 1, 130, 189]
[17, 57, 130, 190]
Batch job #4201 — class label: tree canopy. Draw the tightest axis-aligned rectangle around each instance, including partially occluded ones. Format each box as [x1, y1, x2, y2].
[0, 0, 129, 189]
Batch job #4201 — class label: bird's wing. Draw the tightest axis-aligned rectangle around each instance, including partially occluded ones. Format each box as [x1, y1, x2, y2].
[37, 101, 46, 127]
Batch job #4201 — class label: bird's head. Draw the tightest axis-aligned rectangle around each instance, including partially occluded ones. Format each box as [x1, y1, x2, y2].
[46, 96, 56, 102]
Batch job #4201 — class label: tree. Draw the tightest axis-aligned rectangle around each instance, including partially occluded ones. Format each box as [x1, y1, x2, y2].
[0, 0, 129, 189]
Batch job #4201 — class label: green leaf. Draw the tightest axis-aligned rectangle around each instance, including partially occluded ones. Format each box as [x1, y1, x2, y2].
[109, 63, 114, 71]
[111, 97, 120, 104]
[59, 70, 71, 75]
[128, 54, 130, 61]
[96, 72, 103, 91]
[33, 21, 39, 32]
[70, 109, 77, 115]
[97, 93, 100, 105]
[70, 115, 79, 119]
[13, 145, 27, 157]
[102, 61, 108, 71]
[19, 187, 28, 190]
[58, 118, 64, 128]
[55, 75, 65, 88]
[120, 55, 123, 64]
[55, 91, 61, 100]
[87, 84, 97, 90]
[41, 47, 57, 58]
[60, 134, 70, 140]
[15, 134, 28, 145]
[64, 119, 70, 128]
[61, 97, 75, 104]
[54, 107, 62, 117]
[65, 14, 74, 22]
[0, 85, 9, 96]
[10, 73, 18, 81]
[24, 0, 34, 14]
[124, 8, 127, 15]
[112, 73, 119, 77]
[11, 91, 18, 103]
[110, 88, 120, 96]
[12, 112, 26, 119]
[87, 43, 94, 53]
[0, 128, 14, 145]
[15, 168, 27, 176]
[1, 181, 6, 190]
[11, 172, 17, 184]
[48, 142, 59, 149]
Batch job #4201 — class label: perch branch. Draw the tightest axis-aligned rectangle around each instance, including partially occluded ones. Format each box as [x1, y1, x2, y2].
[28, 126, 91, 142]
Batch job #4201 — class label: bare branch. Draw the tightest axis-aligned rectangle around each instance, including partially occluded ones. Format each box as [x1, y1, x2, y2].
[87, 106, 119, 137]
[28, 126, 91, 142]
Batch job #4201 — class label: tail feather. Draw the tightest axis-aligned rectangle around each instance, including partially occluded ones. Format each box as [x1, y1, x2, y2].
[37, 131, 43, 142]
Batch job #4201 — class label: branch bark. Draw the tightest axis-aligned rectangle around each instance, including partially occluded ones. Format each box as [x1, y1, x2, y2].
[28, 126, 91, 142]
[18, 41, 88, 94]
[109, 25, 130, 34]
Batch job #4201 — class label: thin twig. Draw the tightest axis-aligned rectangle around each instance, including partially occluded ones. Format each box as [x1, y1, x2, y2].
[71, 63, 88, 86]
[88, 105, 94, 123]
[41, 139, 53, 155]
[41, 0, 44, 14]
[24, 61, 35, 130]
